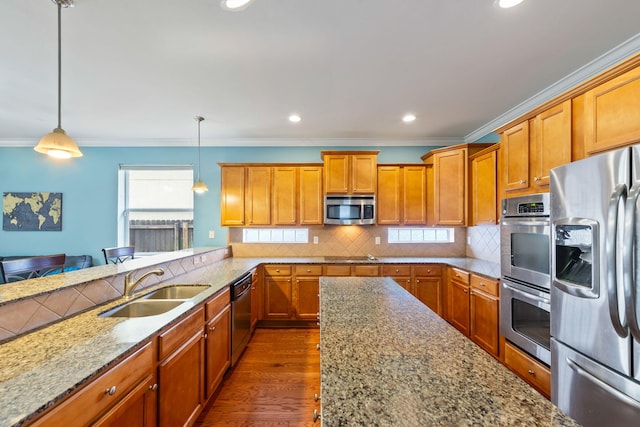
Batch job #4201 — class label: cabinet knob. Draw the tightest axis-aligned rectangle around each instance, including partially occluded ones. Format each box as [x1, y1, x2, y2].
[149, 383, 158, 391]
[314, 393, 320, 402]
[480, 282, 485, 287]
[416, 279, 420, 283]
[316, 343, 320, 351]
[251, 286, 256, 290]
[427, 269, 431, 273]
[276, 269, 280, 273]
[519, 180, 526, 184]
[296, 279, 300, 283]
[313, 409, 321, 422]
[204, 333, 208, 339]
[105, 386, 117, 396]
[395, 269, 399, 273]
[455, 274, 460, 277]
[209, 326, 216, 332]
[287, 279, 291, 283]
[307, 269, 311, 272]
[470, 291, 474, 295]
[534, 176, 540, 182]
[316, 312, 320, 319]
[463, 289, 468, 293]
[528, 369, 536, 376]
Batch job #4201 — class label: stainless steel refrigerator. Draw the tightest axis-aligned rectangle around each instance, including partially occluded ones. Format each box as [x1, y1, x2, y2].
[550, 145, 640, 426]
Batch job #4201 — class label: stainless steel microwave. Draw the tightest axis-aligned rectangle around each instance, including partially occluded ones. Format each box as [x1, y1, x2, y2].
[324, 195, 375, 225]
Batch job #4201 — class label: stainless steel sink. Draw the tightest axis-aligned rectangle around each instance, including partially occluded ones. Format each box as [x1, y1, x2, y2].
[99, 300, 184, 318]
[143, 285, 210, 300]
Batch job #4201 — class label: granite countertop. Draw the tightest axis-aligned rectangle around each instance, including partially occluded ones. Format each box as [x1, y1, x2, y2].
[0, 253, 500, 426]
[319, 276, 578, 427]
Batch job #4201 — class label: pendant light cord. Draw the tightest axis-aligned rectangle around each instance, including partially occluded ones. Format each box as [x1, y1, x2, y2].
[195, 116, 205, 180]
[57, 1, 62, 130]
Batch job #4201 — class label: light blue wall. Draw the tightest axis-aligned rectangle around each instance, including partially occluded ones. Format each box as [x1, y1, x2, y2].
[0, 145, 436, 264]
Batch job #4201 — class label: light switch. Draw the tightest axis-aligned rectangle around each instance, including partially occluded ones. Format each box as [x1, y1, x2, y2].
[375, 237, 380, 245]
[313, 236, 319, 244]
[209, 230, 215, 239]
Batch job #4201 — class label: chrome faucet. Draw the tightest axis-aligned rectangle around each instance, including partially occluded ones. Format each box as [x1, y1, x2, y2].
[123, 268, 164, 299]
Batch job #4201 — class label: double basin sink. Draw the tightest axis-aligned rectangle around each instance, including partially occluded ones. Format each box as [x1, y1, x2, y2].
[99, 285, 211, 318]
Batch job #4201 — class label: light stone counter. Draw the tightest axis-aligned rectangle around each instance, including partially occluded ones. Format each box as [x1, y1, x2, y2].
[319, 277, 578, 426]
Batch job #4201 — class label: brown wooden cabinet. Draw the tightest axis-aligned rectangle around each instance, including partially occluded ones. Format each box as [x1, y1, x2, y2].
[469, 274, 500, 358]
[322, 151, 379, 194]
[220, 166, 246, 226]
[157, 309, 205, 427]
[502, 121, 530, 193]
[584, 66, 640, 155]
[382, 264, 412, 292]
[263, 265, 293, 319]
[272, 166, 297, 225]
[423, 143, 493, 226]
[377, 165, 427, 225]
[29, 342, 155, 427]
[246, 166, 272, 226]
[470, 145, 498, 225]
[293, 264, 322, 320]
[447, 267, 471, 336]
[414, 265, 442, 316]
[504, 341, 551, 398]
[299, 166, 324, 225]
[204, 289, 231, 400]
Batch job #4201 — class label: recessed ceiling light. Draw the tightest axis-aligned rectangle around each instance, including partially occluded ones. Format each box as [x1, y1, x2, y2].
[402, 114, 416, 123]
[496, 0, 525, 8]
[220, 0, 254, 12]
[289, 114, 302, 123]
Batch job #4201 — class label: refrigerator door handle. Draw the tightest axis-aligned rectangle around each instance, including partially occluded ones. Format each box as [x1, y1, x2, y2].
[624, 181, 640, 341]
[566, 357, 640, 410]
[607, 184, 628, 338]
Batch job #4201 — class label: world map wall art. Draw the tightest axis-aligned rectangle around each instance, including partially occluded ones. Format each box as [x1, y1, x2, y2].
[2, 192, 62, 231]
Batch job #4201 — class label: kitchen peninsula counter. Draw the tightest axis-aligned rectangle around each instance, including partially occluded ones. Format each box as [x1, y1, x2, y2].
[319, 276, 578, 426]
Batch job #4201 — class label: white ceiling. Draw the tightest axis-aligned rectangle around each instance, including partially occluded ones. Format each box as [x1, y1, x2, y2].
[2, 0, 640, 147]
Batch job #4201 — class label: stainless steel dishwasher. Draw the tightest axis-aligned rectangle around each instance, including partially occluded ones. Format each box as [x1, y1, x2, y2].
[230, 271, 252, 366]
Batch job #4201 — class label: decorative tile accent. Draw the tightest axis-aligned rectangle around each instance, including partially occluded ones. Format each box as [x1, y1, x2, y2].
[466, 225, 500, 264]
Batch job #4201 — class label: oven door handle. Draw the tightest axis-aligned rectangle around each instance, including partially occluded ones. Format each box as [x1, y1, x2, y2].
[500, 219, 550, 228]
[502, 282, 550, 306]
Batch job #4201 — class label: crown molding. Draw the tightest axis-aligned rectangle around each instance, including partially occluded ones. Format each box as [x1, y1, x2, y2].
[0, 136, 463, 148]
[465, 32, 640, 142]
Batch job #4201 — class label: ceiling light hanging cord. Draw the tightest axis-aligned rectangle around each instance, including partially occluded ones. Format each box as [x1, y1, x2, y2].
[192, 116, 208, 193]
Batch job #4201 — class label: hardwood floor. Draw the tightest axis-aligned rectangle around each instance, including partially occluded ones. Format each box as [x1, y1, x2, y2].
[195, 328, 321, 427]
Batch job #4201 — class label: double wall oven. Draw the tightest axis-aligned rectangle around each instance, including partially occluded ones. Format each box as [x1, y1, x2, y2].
[500, 193, 551, 365]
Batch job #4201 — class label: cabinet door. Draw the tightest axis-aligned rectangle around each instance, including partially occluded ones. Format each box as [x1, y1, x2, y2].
[220, 166, 245, 226]
[205, 305, 231, 399]
[403, 166, 427, 225]
[92, 374, 157, 427]
[502, 121, 530, 192]
[470, 290, 499, 357]
[448, 280, 470, 336]
[533, 100, 572, 187]
[246, 167, 271, 225]
[272, 166, 297, 225]
[158, 330, 204, 427]
[299, 166, 324, 225]
[377, 166, 402, 225]
[415, 276, 442, 316]
[425, 164, 435, 226]
[251, 268, 263, 328]
[434, 148, 467, 226]
[584, 66, 640, 155]
[324, 154, 350, 193]
[472, 150, 497, 225]
[264, 278, 292, 319]
[351, 154, 377, 193]
[293, 277, 320, 320]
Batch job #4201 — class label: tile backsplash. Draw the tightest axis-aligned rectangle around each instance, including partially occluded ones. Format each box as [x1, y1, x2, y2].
[466, 225, 500, 263]
[229, 226, 467, 258]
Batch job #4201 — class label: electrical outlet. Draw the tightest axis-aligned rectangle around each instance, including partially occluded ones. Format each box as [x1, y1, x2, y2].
[193, 256, 200, 265]
[313, 236, 318, 244]
[375, 236, 380, 245]
[467, 236, 472, 245]
[208, 230, 215, 239]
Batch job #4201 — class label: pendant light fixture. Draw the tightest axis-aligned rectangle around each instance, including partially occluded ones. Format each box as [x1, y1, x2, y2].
[192, 116, 208, 194]
[35, 0, 82, 159]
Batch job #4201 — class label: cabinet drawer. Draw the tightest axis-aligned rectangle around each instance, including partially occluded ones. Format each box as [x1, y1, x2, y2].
[382, 265, 411, 276]
[504, 342, 551, 398]
[264, 265, 292, 276]
[449, 267, 470, 284]
[31, 342, 154, 427]
[294, 264, 323, 276]
[353, 265, 380, 277]
[471, 274, 499, 297]
[206, 287, 230, 320]
[323, 264, 352, 276]
[414, 265, 441, 276]
[158, 308, 204, 360]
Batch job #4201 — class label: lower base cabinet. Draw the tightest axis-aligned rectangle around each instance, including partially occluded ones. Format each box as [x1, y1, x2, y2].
[205, 305, 231, 398]
[93, 373, 157, 427]
[504, 341, 551, 398]
[469, 275, 500, 357]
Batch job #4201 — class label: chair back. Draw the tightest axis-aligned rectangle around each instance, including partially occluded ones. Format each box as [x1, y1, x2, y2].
[0, 254, 67, 283]
[102, 246, 135, 264]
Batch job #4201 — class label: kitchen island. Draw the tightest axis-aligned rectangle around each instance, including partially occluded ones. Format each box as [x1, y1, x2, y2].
[319, 276, 578, 426]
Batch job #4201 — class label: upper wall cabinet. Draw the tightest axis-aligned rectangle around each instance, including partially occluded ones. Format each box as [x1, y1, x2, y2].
[322, 151, 379, 194]
[584, 66, 640, 155]
[219, 164, 323, 227]
[377, 165, 427, 225]
[423, 143, 493, 226]
[501, 100, 571, 197]
[470, 145, 499, 226]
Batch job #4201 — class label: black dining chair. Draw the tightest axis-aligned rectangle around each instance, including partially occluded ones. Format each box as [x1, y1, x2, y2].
[102, 246, 135, 264]
[0, 254, 67, 283]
